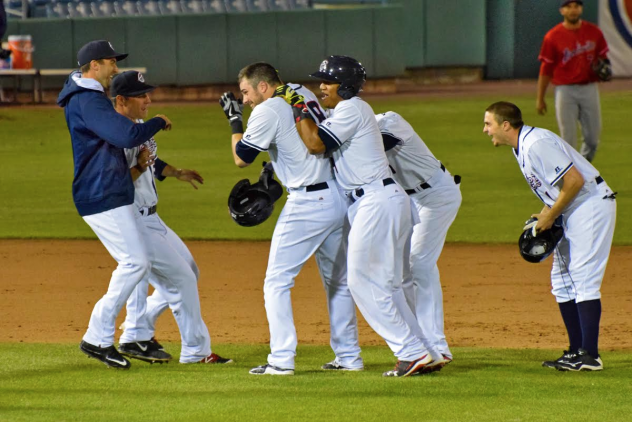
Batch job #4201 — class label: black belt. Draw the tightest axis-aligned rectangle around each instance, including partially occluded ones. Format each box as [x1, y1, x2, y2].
[405, 164, 446, 195]
[352, 178, 395, 202]
[596, 176, 604, 184]
[305, 182, 329, 192]
[140, 205, 157, 216]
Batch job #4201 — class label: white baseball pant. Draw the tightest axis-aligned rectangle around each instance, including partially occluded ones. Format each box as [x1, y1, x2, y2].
[346, 179, 430, 362]
[551, 180, 616, 303]
[120, 212, 212, 363]
[82, 204, 151, 347]
[265, 179, 361, 370]
[403, 170, 461, 359]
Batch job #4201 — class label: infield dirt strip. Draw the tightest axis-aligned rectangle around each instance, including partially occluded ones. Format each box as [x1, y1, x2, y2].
[1, 240, 630, 350]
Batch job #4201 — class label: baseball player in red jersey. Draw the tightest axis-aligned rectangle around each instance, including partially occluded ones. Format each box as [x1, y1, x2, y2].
[536, 0, 609, 162]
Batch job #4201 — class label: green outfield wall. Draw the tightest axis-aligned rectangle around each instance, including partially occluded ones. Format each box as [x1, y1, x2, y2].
[2, 6, 405, 86]
[2, 1, 601, 86]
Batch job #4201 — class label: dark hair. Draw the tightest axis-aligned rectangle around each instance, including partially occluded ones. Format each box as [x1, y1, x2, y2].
[80, 59, 104, 74]
[485, 101, 524, 129]
[237, 62, 282, 87]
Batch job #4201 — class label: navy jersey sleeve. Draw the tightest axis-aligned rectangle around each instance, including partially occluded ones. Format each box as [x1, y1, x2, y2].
[80, 93, 166, 149]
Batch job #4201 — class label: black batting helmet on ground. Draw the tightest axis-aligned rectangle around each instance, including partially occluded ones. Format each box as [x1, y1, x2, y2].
[518, 217, 564, 263]
[310, 55, 367, 100]
[227, 162, 283, 227]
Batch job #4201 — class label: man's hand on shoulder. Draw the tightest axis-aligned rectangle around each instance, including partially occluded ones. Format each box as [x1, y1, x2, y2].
[273, 85, 313, 123]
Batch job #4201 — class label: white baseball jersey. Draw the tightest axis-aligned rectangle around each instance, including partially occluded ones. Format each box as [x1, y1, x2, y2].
[121, 125, 214, 362]
[124, 120, 158, 209]
[317, 97, 391, 191]
[514, 125, 600, 209]
[238, 86, 331, 189]
[375, 111, 443, 190]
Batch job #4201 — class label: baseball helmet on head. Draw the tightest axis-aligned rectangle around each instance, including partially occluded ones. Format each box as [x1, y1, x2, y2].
[228, 162, 283, 227]
[310, 55, 366, 100]
[518, 216, 564, 263]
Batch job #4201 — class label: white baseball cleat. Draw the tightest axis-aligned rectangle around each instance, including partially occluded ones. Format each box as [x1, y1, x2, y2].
[321, 359, 364, 371]
[249, 364, 294, 376]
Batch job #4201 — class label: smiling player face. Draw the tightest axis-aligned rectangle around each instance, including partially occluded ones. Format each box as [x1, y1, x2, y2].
[239, 78, 265, 109]
[483, 111, 508, 147]
[121, 93, 152, 120]
[94, 58, 119, 90]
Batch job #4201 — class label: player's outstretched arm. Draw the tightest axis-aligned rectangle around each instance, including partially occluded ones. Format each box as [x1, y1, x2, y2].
[155, 114, 172, 130]
[162, 166, 204, 189]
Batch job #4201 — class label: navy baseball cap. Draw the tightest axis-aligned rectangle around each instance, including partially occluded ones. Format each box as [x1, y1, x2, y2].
[77, 40, 128, 67]
[560, 0, 582, 7]
[110, 71, 156, 97]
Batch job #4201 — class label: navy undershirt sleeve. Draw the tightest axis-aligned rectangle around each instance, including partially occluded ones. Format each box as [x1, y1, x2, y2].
[317, 127, 341, 153]
[235, 140, 260, 164]
[153, 158, 168, 181]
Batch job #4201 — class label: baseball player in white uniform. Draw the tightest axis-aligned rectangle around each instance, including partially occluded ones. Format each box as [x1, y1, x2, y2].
[112, 71, 232, 365]
[283, 55, 437, 377]
[376, 111, 461, 367]
[484, 101, 616, 371]
[219, 62, 362, 376]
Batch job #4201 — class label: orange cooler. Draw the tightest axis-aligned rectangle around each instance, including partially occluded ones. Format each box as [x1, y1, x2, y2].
[8, 35, 34, 69]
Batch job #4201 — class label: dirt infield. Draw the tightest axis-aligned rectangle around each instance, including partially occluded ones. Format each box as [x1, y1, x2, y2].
[1, 240, 630, 351]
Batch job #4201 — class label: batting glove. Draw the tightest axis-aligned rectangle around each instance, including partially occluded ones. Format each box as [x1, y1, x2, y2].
[523, 218, 538, 237]
[273, 85, 314, 124]
[219, 92, 244, 134]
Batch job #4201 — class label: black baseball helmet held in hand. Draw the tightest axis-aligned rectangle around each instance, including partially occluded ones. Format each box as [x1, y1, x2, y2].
[518, 216, 565, 263]
[227, 162, 283, 227]
[310, 55, 367, 100]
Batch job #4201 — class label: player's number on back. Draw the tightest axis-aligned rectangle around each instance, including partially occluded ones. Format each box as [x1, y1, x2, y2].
[306, 101, 326, 123]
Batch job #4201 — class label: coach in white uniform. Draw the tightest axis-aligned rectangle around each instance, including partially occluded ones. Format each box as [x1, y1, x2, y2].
[376, 111, 461, 367]
[285, 55, 435, 377]
[484, 101, 616, 371]
[111, 71, 232, 365]
[219, 62, 362, 375]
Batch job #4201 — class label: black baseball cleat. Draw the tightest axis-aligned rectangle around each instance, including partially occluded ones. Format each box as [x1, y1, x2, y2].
[80, 340, 131, 369]
[542, 349, 577, 369]
[382, 354, 433, 377]
[118, 339, 172, 364]
[555, 348, 603, 372]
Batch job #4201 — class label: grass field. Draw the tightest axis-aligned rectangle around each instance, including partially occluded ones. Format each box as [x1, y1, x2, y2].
[0, 91, 630, 242]
[1, 344, 631, 422]
[1, 90, 631, 422]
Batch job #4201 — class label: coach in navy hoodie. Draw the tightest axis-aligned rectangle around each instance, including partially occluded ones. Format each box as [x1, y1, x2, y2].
[58, 40, 171, 369]
[58, 41, 169, 216]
